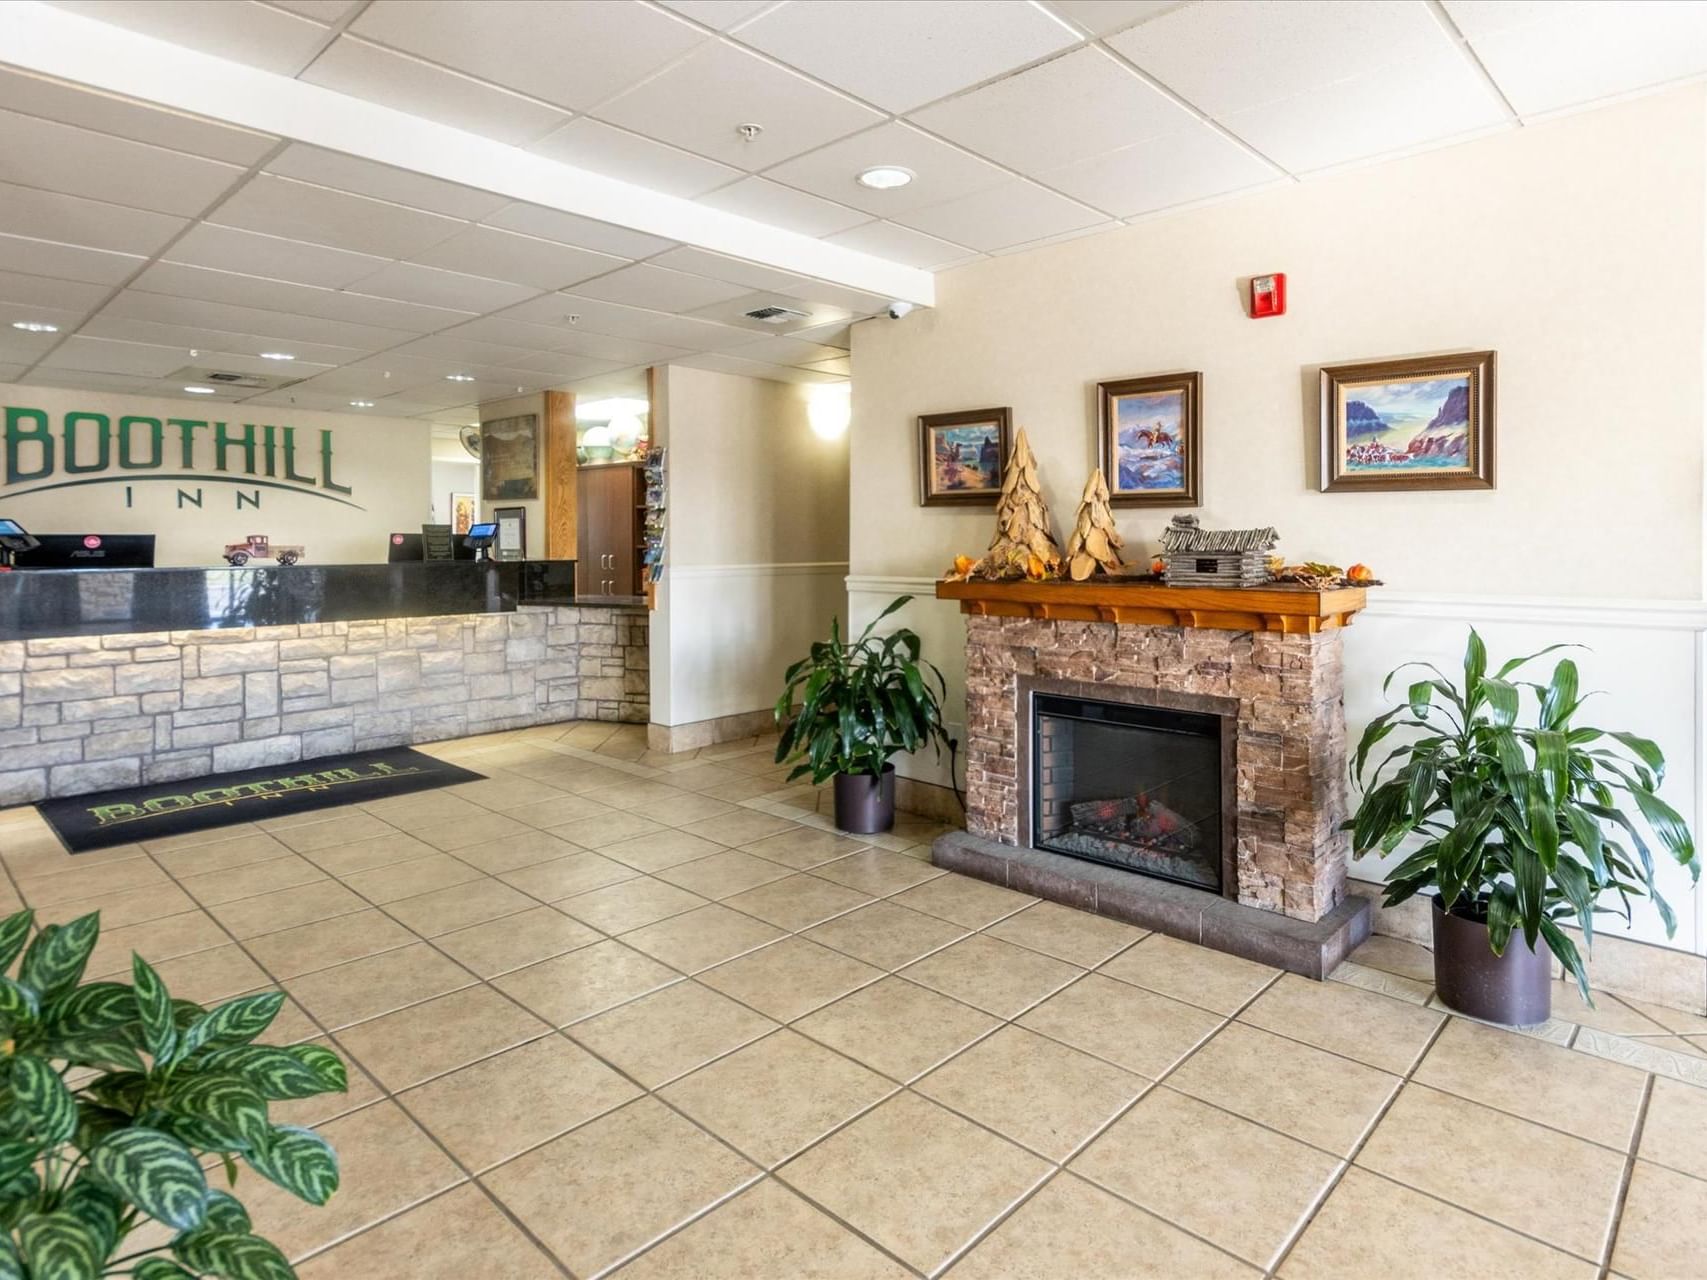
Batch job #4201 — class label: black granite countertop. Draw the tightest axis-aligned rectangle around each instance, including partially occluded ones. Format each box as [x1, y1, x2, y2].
[0, 560, 599, 639]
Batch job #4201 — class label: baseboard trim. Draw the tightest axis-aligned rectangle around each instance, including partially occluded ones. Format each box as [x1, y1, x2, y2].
[648, 707, 777, 753]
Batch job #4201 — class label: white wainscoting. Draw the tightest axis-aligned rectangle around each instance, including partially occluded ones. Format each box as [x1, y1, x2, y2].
[652, 562, 848, 728]
[847, 576, 1707, 958]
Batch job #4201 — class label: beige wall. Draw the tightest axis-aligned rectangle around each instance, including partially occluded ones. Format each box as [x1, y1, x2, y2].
[851, 86, 1706, 597]
[651, 365, 850, 727]
[0, 383, 432, 567]
[666, 366, 850, 567]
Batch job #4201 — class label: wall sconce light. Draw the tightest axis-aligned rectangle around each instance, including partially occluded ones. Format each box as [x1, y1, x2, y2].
[808, 384, 850, 439]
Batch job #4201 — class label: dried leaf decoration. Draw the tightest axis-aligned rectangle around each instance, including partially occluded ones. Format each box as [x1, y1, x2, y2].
[966, 428, 1064, 580]
[1062, 468, 1125, 581]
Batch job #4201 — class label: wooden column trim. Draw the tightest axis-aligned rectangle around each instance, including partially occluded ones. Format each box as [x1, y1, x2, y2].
[544, 388, 576, 559]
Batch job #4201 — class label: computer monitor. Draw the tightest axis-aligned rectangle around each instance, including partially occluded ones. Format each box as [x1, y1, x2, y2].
[386, 532, 424, 563]
[13, 534, 155, 569]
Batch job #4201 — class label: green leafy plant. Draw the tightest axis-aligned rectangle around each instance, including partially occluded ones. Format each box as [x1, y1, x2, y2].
[0, 908, 346, 1279]
[774, 596, 952, 782]
[1349, 629, 1698, 1000]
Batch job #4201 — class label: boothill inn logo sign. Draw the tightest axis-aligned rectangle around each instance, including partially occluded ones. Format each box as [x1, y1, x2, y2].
[2, 404, 363, 511]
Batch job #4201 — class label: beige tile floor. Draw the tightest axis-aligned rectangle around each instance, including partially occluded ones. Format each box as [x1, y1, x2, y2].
[2, 720, 1705, 1278]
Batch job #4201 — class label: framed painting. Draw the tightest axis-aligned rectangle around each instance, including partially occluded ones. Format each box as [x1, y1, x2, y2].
[1319, 351, 1496, 492]
[493, 505, 527, 562]
[480, 413, 540, 501]
[1097, 371, 1201, 507]
[918, 408, 1012, 506]
[450, 492, 475, 535]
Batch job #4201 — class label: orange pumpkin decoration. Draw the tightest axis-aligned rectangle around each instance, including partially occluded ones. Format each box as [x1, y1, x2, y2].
[1026, 553, 1047, 581]
[1347, 563, 1375, 584]
[1150, 556, 1166, 576]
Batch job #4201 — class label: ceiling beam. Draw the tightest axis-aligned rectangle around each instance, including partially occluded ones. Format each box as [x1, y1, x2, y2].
[0, 0, 935, 307]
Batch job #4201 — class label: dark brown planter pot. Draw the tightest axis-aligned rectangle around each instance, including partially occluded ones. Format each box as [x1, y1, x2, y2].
[1431, 895, 1552, 1026]
[833, 765, 896, 834]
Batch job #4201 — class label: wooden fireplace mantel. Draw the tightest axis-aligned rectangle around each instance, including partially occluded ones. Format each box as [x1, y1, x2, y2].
[935, 577, 1368, 633]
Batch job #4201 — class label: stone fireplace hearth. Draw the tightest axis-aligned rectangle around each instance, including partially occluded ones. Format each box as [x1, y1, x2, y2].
[931, 579, 1374, 976]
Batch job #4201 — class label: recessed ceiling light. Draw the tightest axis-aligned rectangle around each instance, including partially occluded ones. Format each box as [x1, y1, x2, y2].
[259, 351, 295, 361]
[446, 373, 476, 382]
[349, 400, 375, 408]
[11, 320, 58, 333]
[857, 166, 914, 190]
[183, 386, 217, 395]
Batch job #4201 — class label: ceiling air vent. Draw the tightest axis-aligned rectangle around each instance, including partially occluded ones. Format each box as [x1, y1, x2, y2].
[742, 305, 810, 325]
[168, 366, 300, 392]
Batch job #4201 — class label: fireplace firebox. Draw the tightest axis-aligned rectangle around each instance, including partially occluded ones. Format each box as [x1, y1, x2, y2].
[1029, 691, 1236, 897]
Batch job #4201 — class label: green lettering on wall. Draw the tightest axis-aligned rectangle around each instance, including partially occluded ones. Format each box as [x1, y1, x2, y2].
[177, 488, 202, 509]
[319, 429, 351, 495]
[280, 427, 316, 486]
[168, 418, 206, 468]
[118, 416, 164, 469]
[63, 412, 112, 474]
[236, 490, 260, 509]
[261, 424, 278, 477]
[214, 422, 256, 474]
[4, 407, 52, 483]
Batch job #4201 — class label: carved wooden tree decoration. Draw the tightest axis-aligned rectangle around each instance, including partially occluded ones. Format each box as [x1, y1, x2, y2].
[972, 428, 1064, 580]
[1064, 468, 1125, 580]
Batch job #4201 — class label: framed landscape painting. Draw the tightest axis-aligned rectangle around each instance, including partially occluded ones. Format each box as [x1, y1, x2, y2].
[1098, 371, 1201, 507]
[919, 407, 1012, 506]
[480, 413, 540, 501]
[1320, 351, 1496, 491]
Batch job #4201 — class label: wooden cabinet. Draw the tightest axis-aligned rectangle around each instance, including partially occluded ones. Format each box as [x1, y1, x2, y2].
[576, 463, 644, 598]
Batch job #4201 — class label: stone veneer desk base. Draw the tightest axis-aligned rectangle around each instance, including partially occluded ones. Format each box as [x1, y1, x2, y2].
[933, 831, 1372, 979]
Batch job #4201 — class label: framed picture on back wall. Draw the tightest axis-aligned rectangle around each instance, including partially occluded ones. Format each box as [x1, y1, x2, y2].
[1319, 350, 1496, 492]
[480, 413, 540, 501]
[450, 492, 475, 535]
[918, 407, 1011, 506]
[1097, 371, 1201, 507]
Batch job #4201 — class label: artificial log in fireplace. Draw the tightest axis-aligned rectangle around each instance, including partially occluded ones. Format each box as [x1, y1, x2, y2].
[931, 577, 1374, 977]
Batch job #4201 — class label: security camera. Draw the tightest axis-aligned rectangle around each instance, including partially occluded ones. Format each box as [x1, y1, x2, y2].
[886, 301, 915, 320]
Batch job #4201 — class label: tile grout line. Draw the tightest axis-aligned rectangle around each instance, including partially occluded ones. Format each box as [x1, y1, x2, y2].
[1598, 1073, 1655, 1278]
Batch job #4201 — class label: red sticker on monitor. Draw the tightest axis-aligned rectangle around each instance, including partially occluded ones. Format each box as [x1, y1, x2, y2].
[83, 535, 102, 549]
[391, 534, 404, 545]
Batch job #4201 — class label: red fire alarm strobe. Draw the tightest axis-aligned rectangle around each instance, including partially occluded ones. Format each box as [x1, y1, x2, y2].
[1250, 272, 1286, 318]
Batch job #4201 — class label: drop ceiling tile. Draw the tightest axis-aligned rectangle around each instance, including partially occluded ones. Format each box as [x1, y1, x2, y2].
[0, 108, 247, 218]
[495, 290, 758, 352]
[343, 261, 539, 314]
[496, 351, 630, 381]
[130, 261, 473, 333]
[684, 290, 852, 335]
[989, 217, 1126, 256]
[166, 224, 389, 290]
[1220, 43, 1510, 173]
[594, 42, 884, 169]
[0, 302, 91, 362]
[570, 263, 749, 313]
[265, 144, 510, 221]
[658, 0, 775, 30]
[480, 203, 674, 261]
[677, 351, 844, 384]
[0, 182, 186, 256]
[801, 355, 852, 376]
[0, 68, 276, 166]
[240, 387, 388, 414]
[910, 46, 1193, 174]
[19, 368, 160, 395]
[699, 177, 872, 237]
[722, 334, 848, 367]
[1107, 0, 1456, 118]
[778, 280, 893, 317]
[37, 335, 199, 378]
[527, 119, 744, 198]
[762, 121, 1012, 217]
[77, 315, 370, 367]
[825, 220, 980, 270]
[541, 332, 692, 366]
[209, 174, 466, 259]
[892, 176, 1106, 252]
[0, 269, 112, 315]
[438, 315, 578, 354]
[1042, 120, 1279, 217]
[299, 36, 570, 147]
[46, 1, 336, 76]
[646, 246, 815, 295]
[0, 233, 144, 286]
[271, 0, 361, 21]
[0, 363, 26, 384]
[385, 333, 563, 369]
[1446, 0, 1707, 117]
[1042, 1, 1183, 37]
[349, 0, 708, 112]
[789, 321, 853, 349]
[102, 289, 414, 352]
[734, 0, 1081, 113]
[409, 226, 626, 290]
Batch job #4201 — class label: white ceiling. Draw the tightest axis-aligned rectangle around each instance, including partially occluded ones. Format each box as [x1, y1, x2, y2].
[1, 0, 1705, 429]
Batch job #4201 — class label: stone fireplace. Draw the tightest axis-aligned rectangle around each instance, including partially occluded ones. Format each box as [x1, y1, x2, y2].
[931, 579, 1374, 976]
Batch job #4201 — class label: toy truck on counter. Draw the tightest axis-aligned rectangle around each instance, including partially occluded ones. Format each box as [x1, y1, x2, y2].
[222, 534, 304, 567]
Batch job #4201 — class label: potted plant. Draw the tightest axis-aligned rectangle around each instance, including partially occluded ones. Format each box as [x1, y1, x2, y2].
[1349, 629, 1698, 1025]
[0, 907, 347, 1278]
[774, 596, 953, 834]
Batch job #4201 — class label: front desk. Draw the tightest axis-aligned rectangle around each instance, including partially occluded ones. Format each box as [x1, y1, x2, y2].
[0, 559, 647, 806]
